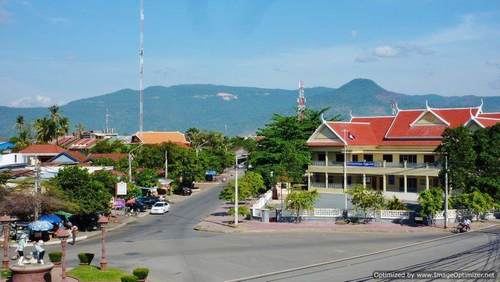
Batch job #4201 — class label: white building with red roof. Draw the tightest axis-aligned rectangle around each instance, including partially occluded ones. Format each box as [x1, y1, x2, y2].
[306, 102, 500, 202]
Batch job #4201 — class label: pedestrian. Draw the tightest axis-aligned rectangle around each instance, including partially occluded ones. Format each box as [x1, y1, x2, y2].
[34, 240, 45, 264]
[70, 225, 78, 245]
[16, 233, 27, 265]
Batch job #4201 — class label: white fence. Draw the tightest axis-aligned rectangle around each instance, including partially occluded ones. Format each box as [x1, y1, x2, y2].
[379, 210, 411, 219]
[302, 208, 342, 218]
[251, 190, 273, 217]
[434, 209, 458, 220]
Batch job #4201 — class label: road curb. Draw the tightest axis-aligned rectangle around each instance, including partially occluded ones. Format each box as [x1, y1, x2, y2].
[225, 224, 497, 282]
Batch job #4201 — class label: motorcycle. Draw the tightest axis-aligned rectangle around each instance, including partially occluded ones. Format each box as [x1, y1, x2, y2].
[456, 222, 471, 233]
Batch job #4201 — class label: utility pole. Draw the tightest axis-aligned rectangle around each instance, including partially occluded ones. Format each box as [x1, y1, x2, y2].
[234, 155, 239, 226]
[128, 154, 133, 182]
[297, 80, 306, 121]
[444, 155, 449, 229]
[343, 129, 348, 210]
[138, 0, 145, 132]
[34, 159, 40, 220]
[164, 150, 168, 179]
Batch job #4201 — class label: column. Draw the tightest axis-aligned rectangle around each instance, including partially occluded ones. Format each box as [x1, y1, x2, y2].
[382, 175, 387, 192]
[307, 173, 311, 190]
[362, 174, 366, 188]
[325, 172, 329, 188]
[325, 152, 328, 166]
[425, 175, 429, 190]
[403, 175, 408, 193]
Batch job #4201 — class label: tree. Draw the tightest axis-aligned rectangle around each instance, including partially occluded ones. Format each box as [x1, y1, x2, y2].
[285, 190, 319, 223]
[451, 191, 495, 221]
[34, 106, 70, 144]
[418, 187, 443, 225]
[135, 168, 159, 188]
[92, 170, 118, 195]
[54, 166, 112, 215]
[385, 196, 407, 210]
[347, 185, 385, 221]
[250, 109, 339, 187]
[472, 124, 500, 201]
[219, 171, 265, 202]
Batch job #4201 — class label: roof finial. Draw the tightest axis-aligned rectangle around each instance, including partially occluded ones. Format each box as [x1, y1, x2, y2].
[320, 113, 326, 124]
[349, 110, 353, 121]
[477, 98, 484, 117]
[390, 99, 399, 115]
[425, 100, 431, 110]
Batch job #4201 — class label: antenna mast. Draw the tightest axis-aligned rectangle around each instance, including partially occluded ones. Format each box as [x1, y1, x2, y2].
[105, 108, 110, 133]
[139, 0, 145, 132]
[297, 80, 306, 121]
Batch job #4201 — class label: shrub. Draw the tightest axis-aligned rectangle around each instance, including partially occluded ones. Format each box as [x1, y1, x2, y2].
[227, 206, 251, 217]
[77, 253, 95, 265]
[385, 196, 407, 210]
[121, 275, 138, 282]
[49, 252, 62, 263]
[133, 268, 150, 279]
[1, 269, 12, 278]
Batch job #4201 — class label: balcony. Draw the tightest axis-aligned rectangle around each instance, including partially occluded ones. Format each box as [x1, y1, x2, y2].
[312, 161, 441, 169]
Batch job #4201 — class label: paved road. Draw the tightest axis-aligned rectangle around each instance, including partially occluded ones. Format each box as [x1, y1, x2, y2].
[46, 182, 497, 282]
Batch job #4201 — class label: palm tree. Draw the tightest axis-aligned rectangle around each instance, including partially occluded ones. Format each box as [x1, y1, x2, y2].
[15, 115, 25, 134]
[34, 117, 55, 143]
[47, 105, 70, 144]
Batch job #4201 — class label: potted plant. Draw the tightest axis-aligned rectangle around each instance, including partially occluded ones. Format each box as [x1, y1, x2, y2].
[133, 268, 150, 282]
[121, 275, 138, 282]
[48, 252, 63, 266]
[77, 253, 95, 265]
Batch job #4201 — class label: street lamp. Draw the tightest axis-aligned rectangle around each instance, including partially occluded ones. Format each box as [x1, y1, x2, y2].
[55, 228, 70, 281]
[1, 215, 13, 269]
[128, 144, 143, 182]
[98, 216, 109, 271]
[234, 155, 239, 226]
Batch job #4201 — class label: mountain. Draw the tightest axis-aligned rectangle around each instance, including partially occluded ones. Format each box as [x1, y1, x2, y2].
[1, 78, 499, 137]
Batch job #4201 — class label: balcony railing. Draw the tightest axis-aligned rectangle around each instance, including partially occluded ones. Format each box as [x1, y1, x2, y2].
[312, 161, 441, 169]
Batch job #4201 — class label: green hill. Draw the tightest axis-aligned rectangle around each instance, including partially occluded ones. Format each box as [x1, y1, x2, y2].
[1, 78, 499, 137]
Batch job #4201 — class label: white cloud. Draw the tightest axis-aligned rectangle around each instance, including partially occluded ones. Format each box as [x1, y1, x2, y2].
[354, 55, 377, 63]
[193, 94, 211, 99]
[216, 92, 238, 101]
[351, 30, 358, 38]
[373, 45, 401, 58]
[9, 95, 53, 107]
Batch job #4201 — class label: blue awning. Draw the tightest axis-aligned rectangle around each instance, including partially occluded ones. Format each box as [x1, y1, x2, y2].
[205, 170, 217, 176]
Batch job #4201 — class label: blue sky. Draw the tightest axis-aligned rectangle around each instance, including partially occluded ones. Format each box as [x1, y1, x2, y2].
[1, 0, 500, 107]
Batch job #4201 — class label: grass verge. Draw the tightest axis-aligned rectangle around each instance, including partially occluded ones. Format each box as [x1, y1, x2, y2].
[67, 265, 129, 282]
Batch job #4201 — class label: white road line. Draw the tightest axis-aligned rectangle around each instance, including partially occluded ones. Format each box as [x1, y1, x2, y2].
[225, 224, 497, 282]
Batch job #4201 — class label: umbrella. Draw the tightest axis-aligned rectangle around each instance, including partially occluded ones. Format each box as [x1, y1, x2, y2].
[54, 211, 73, 221]
[39, 214, 63, 225]
[28, 220, 54, 232]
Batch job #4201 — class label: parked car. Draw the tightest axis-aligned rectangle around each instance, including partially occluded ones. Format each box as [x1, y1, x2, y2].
[137, 196, 159, 209]
[150, 202, 170, 215]
[126, 200, 146, 212]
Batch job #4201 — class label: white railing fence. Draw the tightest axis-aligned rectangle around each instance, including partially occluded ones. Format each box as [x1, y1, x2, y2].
[379, 210, 411, 219]
[302, 208, 342, 217]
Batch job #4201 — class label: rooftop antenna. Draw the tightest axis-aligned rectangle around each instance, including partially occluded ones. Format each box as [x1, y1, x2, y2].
[139, 0, 145, 132]
[297, 80, 306, 121]
[105, 108, 110, 133]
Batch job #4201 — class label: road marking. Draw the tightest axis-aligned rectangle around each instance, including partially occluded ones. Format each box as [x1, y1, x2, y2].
[224, 224, 497, 282]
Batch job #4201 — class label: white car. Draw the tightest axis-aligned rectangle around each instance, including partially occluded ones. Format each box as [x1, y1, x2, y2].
[150, 201, 170, 214]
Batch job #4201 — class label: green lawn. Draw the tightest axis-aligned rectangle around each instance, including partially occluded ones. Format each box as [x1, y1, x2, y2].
[67, 265, 129, 281]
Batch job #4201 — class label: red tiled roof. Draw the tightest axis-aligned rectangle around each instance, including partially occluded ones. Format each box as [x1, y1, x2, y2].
[69, 138, 97, 149]
[66, 151, 87, 162]
[20, 144, 66, 154]
[308, 106, 499, 148]
[478, 113, 500, 119]
[132, 131, 190, 147]
[86, 153, 128, 162]
[55, 136, 77, 147]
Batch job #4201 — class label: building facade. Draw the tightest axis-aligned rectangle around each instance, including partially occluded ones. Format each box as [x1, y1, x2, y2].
[306, 103, 500, 202]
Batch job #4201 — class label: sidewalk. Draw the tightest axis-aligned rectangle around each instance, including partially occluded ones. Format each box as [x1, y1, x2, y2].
[195, 204, 497, 234]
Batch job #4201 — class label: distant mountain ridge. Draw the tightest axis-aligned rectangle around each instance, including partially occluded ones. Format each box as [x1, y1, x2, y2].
[1, 78, 499, 137]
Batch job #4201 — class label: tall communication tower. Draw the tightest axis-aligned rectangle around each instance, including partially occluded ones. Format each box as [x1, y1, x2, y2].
[139, 0, 145, 132]
[105, 108, 110, 133]
[297, 80, 306, 120]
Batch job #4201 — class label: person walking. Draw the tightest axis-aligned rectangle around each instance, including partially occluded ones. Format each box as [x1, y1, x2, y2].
[70, 225, 78, 245]
[16, 233, 27, 265]
[34, 240, 45, 264]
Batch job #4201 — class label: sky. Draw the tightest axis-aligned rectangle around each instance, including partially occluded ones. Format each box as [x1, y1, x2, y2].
[1, 0, 500, 107]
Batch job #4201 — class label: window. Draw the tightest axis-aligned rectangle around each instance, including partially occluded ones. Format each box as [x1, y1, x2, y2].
[336, 153, 344, 162]
[419, 178, 426, 186]
[347, 176, 352, 185]
[424, 155, 435, 163]
[383, 154, 393, 162]
[363, 154, 373, 162]
[388, 175, 395, 185]
[399, 154, 417, 163]
[352, 155, 358, 162]
[432, 177, 440, 187]
[317, 153, 326, 161]
[366, 176, 371, 184]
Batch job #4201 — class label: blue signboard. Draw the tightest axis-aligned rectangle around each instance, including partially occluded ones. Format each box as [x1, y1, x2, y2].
[347, 162, 375, 167]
